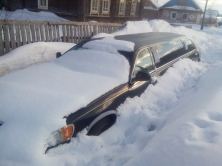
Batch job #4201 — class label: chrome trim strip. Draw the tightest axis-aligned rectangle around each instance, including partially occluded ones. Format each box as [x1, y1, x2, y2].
[73, 86, 128, 123]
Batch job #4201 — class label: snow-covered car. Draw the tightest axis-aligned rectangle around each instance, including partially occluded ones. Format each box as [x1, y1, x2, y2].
[0, 32, 200, 153]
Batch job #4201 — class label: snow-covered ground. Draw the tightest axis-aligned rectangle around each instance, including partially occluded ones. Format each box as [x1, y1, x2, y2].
[0, 18, 222, 166]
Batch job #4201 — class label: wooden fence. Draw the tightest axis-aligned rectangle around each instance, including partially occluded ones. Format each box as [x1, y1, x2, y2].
[0, 20, 123, 56]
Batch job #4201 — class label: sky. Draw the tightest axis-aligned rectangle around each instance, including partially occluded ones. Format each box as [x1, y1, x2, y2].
[158, 0, 222, 14]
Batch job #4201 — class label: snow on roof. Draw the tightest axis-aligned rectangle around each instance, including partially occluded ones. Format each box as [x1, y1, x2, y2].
[165, 5, 200, 11]
[161, 0, 203, 12]
[83, 37, 135, 53]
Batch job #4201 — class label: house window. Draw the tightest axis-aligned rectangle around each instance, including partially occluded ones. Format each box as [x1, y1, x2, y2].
[91, 0, 100, 15]
[171, 12, 177, 20]
[131, 0, 137, 16]
[182, 13, 188, 21]
[38, 0, 48, 10]
[119, 0, 126, 16]
[102, 0, 110, 15]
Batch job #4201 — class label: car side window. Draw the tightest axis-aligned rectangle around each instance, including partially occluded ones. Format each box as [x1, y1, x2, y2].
[150, 39, 184, 67]
[134, 48, 154, 75]
[183, 38, 196, 53]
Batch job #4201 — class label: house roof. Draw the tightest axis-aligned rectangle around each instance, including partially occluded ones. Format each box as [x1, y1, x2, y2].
[161, 0, 203, 12]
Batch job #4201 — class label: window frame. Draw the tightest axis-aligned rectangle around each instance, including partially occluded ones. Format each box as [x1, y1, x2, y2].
[171, 12, 177, 20]
[130, 0, 137, 16]
[38, 0, 48, 10]
[119, 0, 126, 16]
[182, 13, 189, 21]
[149, 39, 185, 68]
[132, 47, 155, 77]
[102, 0, 111, 15]
[91, 0, 100, 15]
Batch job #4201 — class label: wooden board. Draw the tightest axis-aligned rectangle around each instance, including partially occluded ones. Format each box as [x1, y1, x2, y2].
[40, 25, 45, 41]
[0, 25, 4, 56]
[25, 25, 31, 44]
[15, 24, 21, 47]
[3, 25, 10, 53]
[30, 25, 36, 42]
[9, 25, 16, 50]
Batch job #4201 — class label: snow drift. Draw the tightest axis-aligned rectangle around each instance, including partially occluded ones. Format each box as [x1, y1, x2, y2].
[1, 19, 222, 166]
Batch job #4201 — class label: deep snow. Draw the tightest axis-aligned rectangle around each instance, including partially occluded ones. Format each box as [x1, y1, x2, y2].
[0, 19, 222, 166]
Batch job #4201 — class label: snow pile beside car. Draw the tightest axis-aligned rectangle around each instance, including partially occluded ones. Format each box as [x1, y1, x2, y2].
[0, 42, 75, 76]
[112, 21, 153, 36]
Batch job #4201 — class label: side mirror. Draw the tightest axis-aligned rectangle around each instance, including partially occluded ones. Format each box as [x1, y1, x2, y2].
[56, 52, 62, 58]
[133, 71, 151, 82]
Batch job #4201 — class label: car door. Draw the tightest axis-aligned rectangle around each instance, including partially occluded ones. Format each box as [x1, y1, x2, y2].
[128, 47, 156, 98]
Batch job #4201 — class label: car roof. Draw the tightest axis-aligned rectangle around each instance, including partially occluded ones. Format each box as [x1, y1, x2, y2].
[115, 32, 186, 50]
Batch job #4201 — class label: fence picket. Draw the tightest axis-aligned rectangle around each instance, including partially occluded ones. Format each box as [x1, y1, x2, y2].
[56, 25, 60, 42]
[30, 25, 35, 42]
[44, 24, 49, 42]
[9, 25, 16, 50]
[40, 25, 45, 41]
[66, 25, 70, 43]
[78, 25, 81, 42]
[25, 25, 31, 44]
[70, 25, 73, 43]
[0, 25, 4, 56]
[3, 25, 10, 53]
[74, 25, 77, 43]
[15, 24, 21, 47]
[35, 25, 40, 42]
[62, 25, 66, 42]
[48, 25, 53, 42]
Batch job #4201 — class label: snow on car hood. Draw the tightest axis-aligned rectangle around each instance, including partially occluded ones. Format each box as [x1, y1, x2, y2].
[0, 49, 130, 157]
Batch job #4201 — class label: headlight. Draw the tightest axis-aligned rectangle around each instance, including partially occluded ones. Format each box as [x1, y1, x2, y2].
[46, 124, 74, 147]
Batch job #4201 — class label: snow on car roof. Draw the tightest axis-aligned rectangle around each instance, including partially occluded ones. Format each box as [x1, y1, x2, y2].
[83, 37, 135, 53]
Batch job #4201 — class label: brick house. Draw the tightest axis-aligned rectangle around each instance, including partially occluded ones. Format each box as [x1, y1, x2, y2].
[160, 0, 203, 24]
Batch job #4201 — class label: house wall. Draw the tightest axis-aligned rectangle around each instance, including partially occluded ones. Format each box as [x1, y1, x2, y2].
[7, 0, 143, 22]
[162, 9, 200, 23]
[84, 0, 141, 23]
[141, 1, 159, 20]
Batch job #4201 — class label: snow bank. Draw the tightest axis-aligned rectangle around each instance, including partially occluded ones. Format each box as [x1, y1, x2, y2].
[112, 21, 153, 36]
[1, 19, 222, 166]
[0, 42, 75, 76]
[0, 9, 68, 21]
